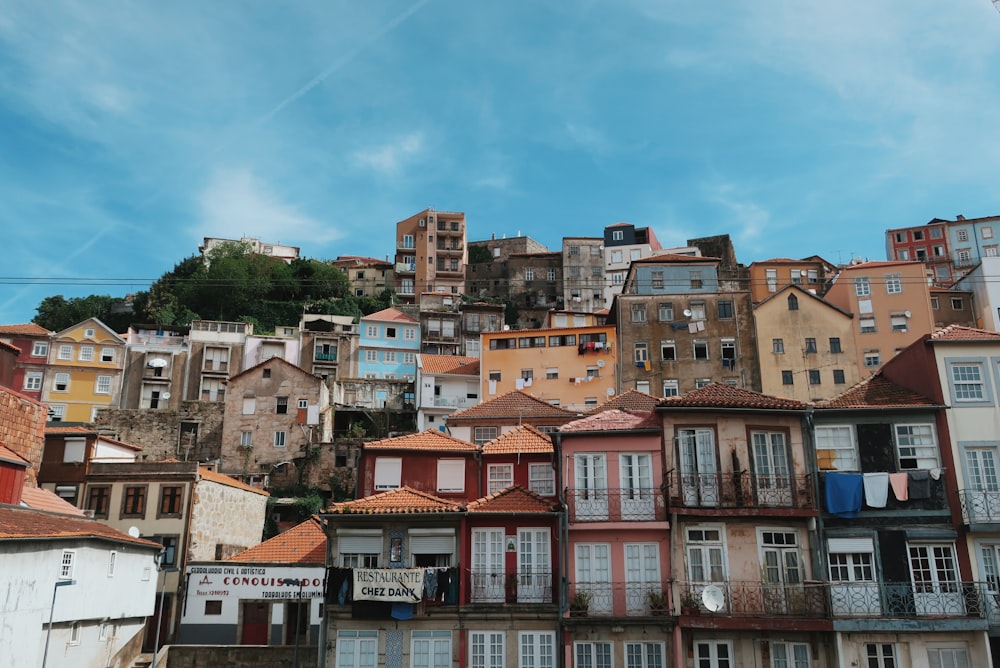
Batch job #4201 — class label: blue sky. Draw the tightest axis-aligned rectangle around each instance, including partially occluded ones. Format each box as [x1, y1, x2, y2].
[3, 0, 1000, 325]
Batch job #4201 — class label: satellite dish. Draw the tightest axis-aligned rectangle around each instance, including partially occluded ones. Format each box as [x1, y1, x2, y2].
[606, 388, 615, 396]
[148, 358, 168, 368]
[162, 392, 171, 399]
[596, 359, 605, 368]
[904, 310, 912, 318]
[127, 526, 140, 538]
[701, 585, 725, 612]
[683, 309, 693, 317]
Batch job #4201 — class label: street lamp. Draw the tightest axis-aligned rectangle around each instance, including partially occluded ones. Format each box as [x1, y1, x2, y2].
[281, 578, 305, 668]
[42, 579, 76, 668]
[151, 566, 180, 668]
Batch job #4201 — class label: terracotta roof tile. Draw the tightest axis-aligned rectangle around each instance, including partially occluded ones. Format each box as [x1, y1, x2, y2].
[46, 426, 95, 435]
[814, 374, 940, 409]
[199, 467, 270, 496]
[0, 340, 18, 355]
[227, 515, 326, 564]
[561, 409, 660, 432]
[481, 424, 553, 454]
[363, 429, 478, 452]
[658, 383, 809, 411]
[19, 486, 87, 516]
[592, 389, 659, 414]
[467, 486, 559, 513]
[0, 323, 52, 336]
[327, 486, 463, 515]
[363, 307, 418, 323]
[0, 505, 161, 547]
[839, 260, 921, 270]
[931, 324, 1000, 342]
[447, 390, 577, 420]
[419, 355, 480, 376]
[0, 445, 30, 467]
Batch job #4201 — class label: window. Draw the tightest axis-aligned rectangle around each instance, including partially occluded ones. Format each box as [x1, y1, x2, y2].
[60, 550, 75, 579]
[437, 459, 465, 493]
[585, 397, 598, 408]
[520, 632, 556, 668]
[689, 301, 706, 320]
[833, 369, 846, 384]
[69, 623, 80, 645]
[87, 486, 110, 518]
[631, 303, 647, 322]
[807, 269, 818, 284]
[108, 550, 117, 577]
[95, 375, 111, 394]
[693, 340, 709, 360]
[203, 600, 224, 616]
[569, 245, 580, 255]
[53, 372, 69, 392]
[686, 526, 727, 583]
[855, 277, 871, 297]
[404, 352, 415, 364]
[470, 631, 504, 668]
[651, 270, 664, 289]
[612, 230, 624, 241]
[661, 340, 677, 361]
[31, 341, 47, 357]
[412, 631, 452, 668]
[488, 464, 513, 495]
[385, 326, 397, 339]
[898, 249, 910, 260]
[860, 317, 876, 333]
[782, 370, 794, 385]
[895, 424, 938, 469]
[951, 363, 985, 401]
[864, 351, 881, 368]
[569, 267, 580, 278]
[771, 643, 810, 668]
[891, 315, 908, 332]
[791, 270, 803, 285]
[658, 303, 673, 321]
[48, 405, 65, 421]
[546, 368, 558, 380]
[575, 642, 613, 668]
[717, 300, 733, 319]
[931, 297, 940, 310]
[586, 366, 600, 379]
[634, 342, 649, 363]
[804, 338, 817, 354]
[829, 337, 842, 353]
[58, 344, 72, 360]
[159, 486, 183, 516]
[122, 486, 146, 517]
[808, 369, 821, 385]
[695, 641, 733, 668]
[262, 368, 271, 378]
[766, 269, 778, 292]
[474, 426, 498, 445]
[952, 298, 964, 310]
[529, 463, 555, 496]
[365, 350, 378, 363]
[336, 630, 378, 668]
[815, 425, 858, 470]
[695, 378, 711, 389]
[365, 324, 378, 337]
[99, 622, 110, 641]
[488, 371, 501, 382]
[663, 380, 679, 397]
[152, 535, 178, 566]
[985, 227, 995, 240]
[773, 339, 784, 354]
[384, 351, 397, 363]
[373, 457, 402, 490]
[79, 345, 94, 362]
[242, 396, 256, 415]
[927, 647, 970, 668]
[787, 294, 798, 311]
[402, 234, 414, 248]
[524, 267, 534, 281]
[690, 271, 702, 289]
[885, 273, 902, 294]
[866, 644, 897, 668]
[958, 249, 972, 263]
[23, 372, 42, 391]
[547, 268, 556, 281]
[272, 431, 287, 449]
[895, 231, 907, 243]
[240, 431, 253, 448]
[913, 230, 924, 241]
[721, 339, 736, 365]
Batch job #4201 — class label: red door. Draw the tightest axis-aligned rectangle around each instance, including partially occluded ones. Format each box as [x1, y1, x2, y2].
[240, 602, 270, 645]
[143, 594, 172, 652]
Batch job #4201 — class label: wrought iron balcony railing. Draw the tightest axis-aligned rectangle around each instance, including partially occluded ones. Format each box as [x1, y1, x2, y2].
[958, 489, 1000, 525]
[568, 582, 671, 617]
[675, 581, 828, 618]
[828, 580, 989, 618]
[566, 488, 667, 522]
[668, 471, 816, 510]
[469, 570, 553, 604]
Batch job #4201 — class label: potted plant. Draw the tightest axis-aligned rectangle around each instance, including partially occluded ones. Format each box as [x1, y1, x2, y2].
[569, 589, 591, 617]
[646, 590, 670, 616]
[505, 574, 518, 604]
[680, 590, 700, 615]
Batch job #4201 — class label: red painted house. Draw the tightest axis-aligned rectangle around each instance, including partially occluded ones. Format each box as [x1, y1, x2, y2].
[0, 323, 52, 402]
[480, 423, 556, 499]
[357, 429, 480, 501]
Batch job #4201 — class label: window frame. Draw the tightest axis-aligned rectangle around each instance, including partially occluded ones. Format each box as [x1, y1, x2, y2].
[488, 463, 514, 495]
[121, 485, 148, 518]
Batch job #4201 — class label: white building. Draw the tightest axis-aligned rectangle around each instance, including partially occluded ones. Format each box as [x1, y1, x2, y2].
[415, 354, 481, 431]
[953, 256, 1000, 330]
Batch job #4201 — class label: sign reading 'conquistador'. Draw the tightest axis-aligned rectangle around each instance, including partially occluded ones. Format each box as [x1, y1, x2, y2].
[353, 568, 425, 602]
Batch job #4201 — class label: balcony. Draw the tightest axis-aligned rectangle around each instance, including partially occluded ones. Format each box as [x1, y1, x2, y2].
[314, 352, 337, 362]
[828, 580, 990, 619]
[958, 488, 1000, 525]
[568, 581, 671, 618]
[469, 570, 553, 605]
[432, 397, 475, 408]
[566, 488, 667, 522]
[675, 581, 828, 618]
[667, 471, 816, 512]
[436, 242, 464, 253]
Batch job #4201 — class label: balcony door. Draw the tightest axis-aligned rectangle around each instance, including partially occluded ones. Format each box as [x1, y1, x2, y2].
[620, 454, 654, 520]
[574, 454, 609, 520]
[624, 543, 661, 614]
[751, 431, 792, 506]
[574, 543, 612, 614]
[964, 446, 1000, 523]
[760, 530, 803, 614]
[828, 538, 880, 616]
[471, 528, 505, 603]
[518, 528, 551, 603]
[908, 543, 964, 615]
[978, 544, 1000, 620]
[678, 428, 718, 506]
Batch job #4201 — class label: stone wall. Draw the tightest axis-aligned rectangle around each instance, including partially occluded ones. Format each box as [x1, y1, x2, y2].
[164, 645, 316, 668]
[0, 386, 46, 483]
[93, 401, 225, 463]
[189, 477, 269, 561]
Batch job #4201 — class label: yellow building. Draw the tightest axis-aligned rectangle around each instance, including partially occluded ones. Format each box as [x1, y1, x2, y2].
[43, 317, 126, 422]
[479, 324, 617, 412]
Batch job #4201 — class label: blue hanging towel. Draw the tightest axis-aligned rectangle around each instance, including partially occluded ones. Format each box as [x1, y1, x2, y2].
[391, 602, 414, 620]
[824, 472, 863, 518]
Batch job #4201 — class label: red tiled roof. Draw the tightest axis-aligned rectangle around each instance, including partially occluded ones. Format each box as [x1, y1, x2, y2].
[0, 445, 29, 467]
[467, 486, 559, 513]
[839, 260, 921, 270]
[19, 486, 86, 516]
[0, 323, 52, 336]
[931, 324, 1000, 342]
[658, 383, 809, 411]
[327, 487, 463, 515]
[46, 425, 95, 435]
[227, 515, 326, 564]
[447, 390, 577, 420]
[363, 429, 478, 452]
[0, 505, 161, 547]
[420, 355, 480, 376]
[0, 340, 18, 355]
[199, 467, 270, 496]
[561, 409, 660, 432]
[592, 389, 659, 414]
[481, 424, 553, 454]
[225, 355, 317, 385]
[815, 374, 940, 409]
[363, 307, 418, 323]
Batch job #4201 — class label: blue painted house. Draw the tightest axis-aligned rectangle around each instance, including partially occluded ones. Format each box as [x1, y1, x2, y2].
[357, 308, 421, 380]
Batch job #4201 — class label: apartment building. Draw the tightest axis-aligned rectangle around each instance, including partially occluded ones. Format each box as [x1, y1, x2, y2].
[415, 354, 480, 431]
[393, 209, 467, 304]
[563, 237, 606, 313]
[747, 256, 836, 304]
[602, 221, 663, 306]
[43, 317, 126, 423]
[331, 255, 394, 298]
[0, 322, 52, 402]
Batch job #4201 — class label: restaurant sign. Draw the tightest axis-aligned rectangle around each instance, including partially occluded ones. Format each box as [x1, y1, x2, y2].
[353, 568, 424, 602]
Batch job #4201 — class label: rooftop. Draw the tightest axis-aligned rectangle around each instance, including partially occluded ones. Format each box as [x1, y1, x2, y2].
[363, 429, 478, 452]
[561, 409, 659, 432]
[227, 515, 326, 564]
[419, 354, 480, 376]
[658, 383, 809, 411]
[327, 486, 463, 515]
[467, 486, 559, 513]
[447, 390, 577, 421]
[815, 374, 940, 410]
[481, 424, 553, 454]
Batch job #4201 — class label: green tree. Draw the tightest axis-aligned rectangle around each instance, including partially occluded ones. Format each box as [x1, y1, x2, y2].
[33, 294, 133, 332]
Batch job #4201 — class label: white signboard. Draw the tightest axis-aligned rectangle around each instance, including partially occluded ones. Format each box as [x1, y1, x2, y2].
[353, 568, 424, 602]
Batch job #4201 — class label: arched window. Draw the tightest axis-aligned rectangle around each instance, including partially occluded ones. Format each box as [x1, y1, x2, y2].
[787, 294, 799, 311]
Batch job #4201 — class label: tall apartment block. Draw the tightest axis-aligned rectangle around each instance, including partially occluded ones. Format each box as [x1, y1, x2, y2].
[393, 209, 467, 304]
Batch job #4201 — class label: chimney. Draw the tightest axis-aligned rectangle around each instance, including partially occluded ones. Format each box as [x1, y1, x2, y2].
[957, 215, 966, 221]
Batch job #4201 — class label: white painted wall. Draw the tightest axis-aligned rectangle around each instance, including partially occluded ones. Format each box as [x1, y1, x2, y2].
[954, 257, 1000, 331]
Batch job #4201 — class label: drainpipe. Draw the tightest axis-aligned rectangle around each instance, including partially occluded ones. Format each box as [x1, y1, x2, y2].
[803, 407, 826, 578]
[317, 515, 328, 668]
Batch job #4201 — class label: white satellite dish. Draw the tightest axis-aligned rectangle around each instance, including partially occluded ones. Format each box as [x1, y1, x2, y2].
[904, 310, 912, 318]
[606, 388, 615, 396]
[596, 359, 605, 368]
[701, 585, 726, 612]
[683, 309, 693, 317]
[148, 358, 168, 368]
[161, 392, 171, 399]
[127, 526, 140, 538]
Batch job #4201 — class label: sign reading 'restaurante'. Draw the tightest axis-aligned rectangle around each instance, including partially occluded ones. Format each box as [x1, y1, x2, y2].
[353, 568, 425, 602]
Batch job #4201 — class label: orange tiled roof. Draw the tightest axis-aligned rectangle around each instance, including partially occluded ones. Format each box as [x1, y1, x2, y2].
[481, 424, 553, 454]
[46, 425, 95, 435]
[364, 429, 478, 452]
[592, 389, 659, 414]
[19, 486, 86, 516]
[839, 260, 921, 270]
[199, 467, 270, 496]
[420, 355, 480, 376]
[467, 486, 559, 513]
[363, 307, 418, 323]
[815, 374, 940, 409]
[0, 340, 18, 355]
[931, 324, 1000, 342]
[0, 323, 52, 336]
[0, 444, 29, 467]
[227, 515, 326, 564]
[327, 487, 463, 515]
[0, 505, 161, 547]
[561, 409, 659, 432]
[447, 390, 577, 420]
[658, 383, 809, 411]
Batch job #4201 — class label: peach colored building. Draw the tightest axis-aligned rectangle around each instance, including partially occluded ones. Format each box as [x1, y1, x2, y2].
[479, 324, 617, 412]
[43, 317, 126, 423]
[393, 208, 467, 304]
[747, 256, 837, 304]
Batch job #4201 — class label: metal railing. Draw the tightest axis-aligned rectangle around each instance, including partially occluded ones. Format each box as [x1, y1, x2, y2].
[567, 582, 671, 617]
[469, 571, 553, 604]
[828, 580, 989, 618]
[675, 581, 828, 618]
[668, 472, 816, 510]
[314, 352, 337, 362]
[958, 489, 1000, 524]
[566, 488, 667, 522]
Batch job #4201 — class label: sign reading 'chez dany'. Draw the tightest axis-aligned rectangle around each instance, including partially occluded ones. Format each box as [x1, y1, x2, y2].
[353, 568, 425, 602]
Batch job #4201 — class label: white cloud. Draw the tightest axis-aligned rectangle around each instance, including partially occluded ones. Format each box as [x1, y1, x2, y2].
[707, 183, 772, 246]
[353, 133, 425, 175]
[196, 168, 340, 246]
